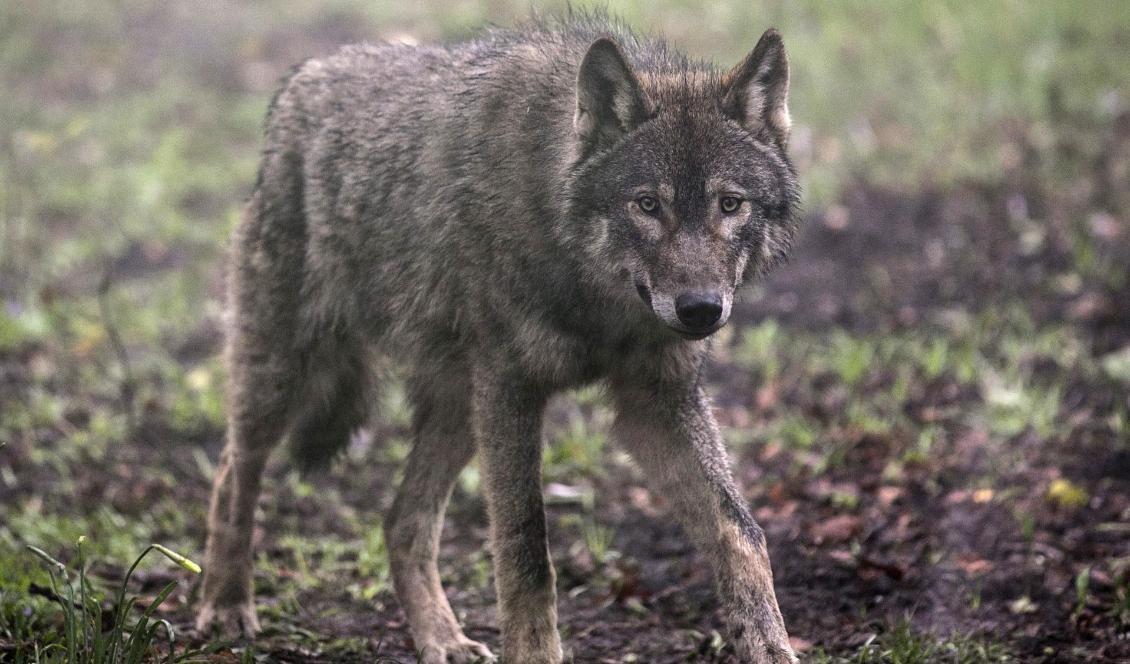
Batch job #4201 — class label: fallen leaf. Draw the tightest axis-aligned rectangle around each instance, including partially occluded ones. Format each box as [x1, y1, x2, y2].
[1100, 346, 1130, 383]
[1047, 479, 1088, 510]
[957, 556, 993, 576]
[767, 481, 788, 504]
[627, 487, 661, 517]
[858, 554, 907, 580]
[892, 513, 913, 540]
[877, 486, 903, 506]
[810, 515, 862, 544]
[824, 205, 850, 230]
[1089, 212, 1121, 239]
[1009, 595, 1038, 614]
[759, 442, 783, 463]
[1068, 292, 1108, 321]
[755, 385, 779, 410]
[972, 488, 994, 504]
[186, 366, 212, 391]
[944, 490, 971, 505]
[755, 500, 798, 522]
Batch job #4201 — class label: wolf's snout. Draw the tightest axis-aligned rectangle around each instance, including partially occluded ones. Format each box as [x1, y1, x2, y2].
[675, 291, 723, 331]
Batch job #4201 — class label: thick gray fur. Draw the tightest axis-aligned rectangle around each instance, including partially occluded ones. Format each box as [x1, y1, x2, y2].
[197, 11, 800, 664]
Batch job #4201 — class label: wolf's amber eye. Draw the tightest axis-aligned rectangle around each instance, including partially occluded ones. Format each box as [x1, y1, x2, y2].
[637, 195, 659, 215]
[720, 196, 743, 214]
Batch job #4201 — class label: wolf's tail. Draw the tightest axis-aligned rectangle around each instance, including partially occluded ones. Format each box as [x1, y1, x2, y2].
[286, 352, 372, 472]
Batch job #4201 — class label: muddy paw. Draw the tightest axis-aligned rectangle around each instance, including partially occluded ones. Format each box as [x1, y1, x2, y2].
[416, 637, 496, 663]
[195, 600, 261, 640]
[499, 643, 563, 664]
[736, 634, 798, 664]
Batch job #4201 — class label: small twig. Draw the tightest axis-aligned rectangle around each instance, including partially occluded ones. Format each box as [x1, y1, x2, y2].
[98, 259, 137, 431]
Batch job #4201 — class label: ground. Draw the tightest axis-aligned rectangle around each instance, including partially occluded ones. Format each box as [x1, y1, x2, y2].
[1, 2, 1129, 662]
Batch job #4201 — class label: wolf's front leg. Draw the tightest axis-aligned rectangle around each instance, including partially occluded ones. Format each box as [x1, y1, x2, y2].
[386, 369, 495, 663]
[471, 369, 562, 664]
[612, 379, 796, 664]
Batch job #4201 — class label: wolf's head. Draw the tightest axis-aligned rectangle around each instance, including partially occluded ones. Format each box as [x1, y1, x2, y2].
[567, 30, 798, 340]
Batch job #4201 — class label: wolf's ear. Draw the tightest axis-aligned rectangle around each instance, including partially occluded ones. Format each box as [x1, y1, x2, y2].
[575, 37, 648, 148]
[722, 29, 790, 144]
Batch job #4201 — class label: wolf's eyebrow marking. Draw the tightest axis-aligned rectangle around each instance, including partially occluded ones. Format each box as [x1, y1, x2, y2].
[628, 183, 675, 203]
[750, 138, 788, 170]
[706, 178, 747, 196]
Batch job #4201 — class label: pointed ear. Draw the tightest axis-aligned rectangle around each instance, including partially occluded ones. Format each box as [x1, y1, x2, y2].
[575, 37, 648, 148]
[722, 29, 791, 143]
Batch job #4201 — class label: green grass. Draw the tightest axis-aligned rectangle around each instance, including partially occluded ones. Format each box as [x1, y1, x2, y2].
[9, 539, 203, 663]
[730, 305, 1106, 473]
[810, 620, 1012, 663]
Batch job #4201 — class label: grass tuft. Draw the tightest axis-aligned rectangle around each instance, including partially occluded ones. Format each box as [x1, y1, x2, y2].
[13, 539, 203, 664]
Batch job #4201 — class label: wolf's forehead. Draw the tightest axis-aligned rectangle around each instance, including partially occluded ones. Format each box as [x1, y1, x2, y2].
[647, 114, 758, 177]
[640, 69, 720, 94]
[639, 69, 724, 114]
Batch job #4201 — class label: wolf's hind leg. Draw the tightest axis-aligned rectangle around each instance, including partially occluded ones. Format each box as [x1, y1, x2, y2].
[386, 366, 495, 663]
[197, 185, 305, 638]
[196, 352, 293, 638]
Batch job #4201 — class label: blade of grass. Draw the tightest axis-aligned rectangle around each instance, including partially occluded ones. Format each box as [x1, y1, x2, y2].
[77, 536, 91, 658]
[107, 545, 158, 663]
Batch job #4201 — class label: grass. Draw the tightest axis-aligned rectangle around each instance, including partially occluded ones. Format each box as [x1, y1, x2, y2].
[810, 620, 1012, 663]
[11, 540, 202, 663]
[729, 305, 1112, 473]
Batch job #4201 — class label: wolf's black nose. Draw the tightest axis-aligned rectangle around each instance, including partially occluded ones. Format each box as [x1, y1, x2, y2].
[675, 291, 723, 330]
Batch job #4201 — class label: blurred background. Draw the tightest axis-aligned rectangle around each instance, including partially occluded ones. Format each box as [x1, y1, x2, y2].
[1, 1, 1128, 661]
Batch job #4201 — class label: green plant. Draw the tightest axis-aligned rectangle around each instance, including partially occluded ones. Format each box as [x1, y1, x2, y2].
[1112, 560, 1130, 628]
[349, 526, 392, 601]
[827, 332, 876, 388]
[1073, 566, 1091, 618]
[809, 619, 1011, 663]
[581, 520, 616, 566]
[23, 538, 202, 663]
[920, 338, 951, 381]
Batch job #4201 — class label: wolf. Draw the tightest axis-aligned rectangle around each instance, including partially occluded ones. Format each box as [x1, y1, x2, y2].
[195, 12, 799, 664]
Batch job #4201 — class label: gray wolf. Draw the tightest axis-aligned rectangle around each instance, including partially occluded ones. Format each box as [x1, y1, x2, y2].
[196, 12, 799, 663]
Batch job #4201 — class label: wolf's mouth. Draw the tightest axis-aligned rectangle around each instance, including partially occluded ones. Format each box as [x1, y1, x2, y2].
[669, 325, 718, 341]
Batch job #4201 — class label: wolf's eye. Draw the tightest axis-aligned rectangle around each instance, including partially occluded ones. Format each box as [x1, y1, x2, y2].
[720, 196, 743, 214]
[636, 195, 660, 215]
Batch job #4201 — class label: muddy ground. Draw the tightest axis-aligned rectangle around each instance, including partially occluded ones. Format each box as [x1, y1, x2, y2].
[7, 167, 1130, 662]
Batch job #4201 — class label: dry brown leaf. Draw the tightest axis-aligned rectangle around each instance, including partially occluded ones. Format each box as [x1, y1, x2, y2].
[810, 514, 863, 544]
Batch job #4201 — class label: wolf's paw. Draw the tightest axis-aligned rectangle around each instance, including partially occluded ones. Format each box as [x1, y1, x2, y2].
[195, 600, 261, 640]
[417, 637, 496, 664]
[499, 643, 563, 664]
[735, 630, 798, 664]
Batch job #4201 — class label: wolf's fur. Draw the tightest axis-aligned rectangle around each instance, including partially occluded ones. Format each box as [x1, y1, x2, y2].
[197, 12, 799, 663]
